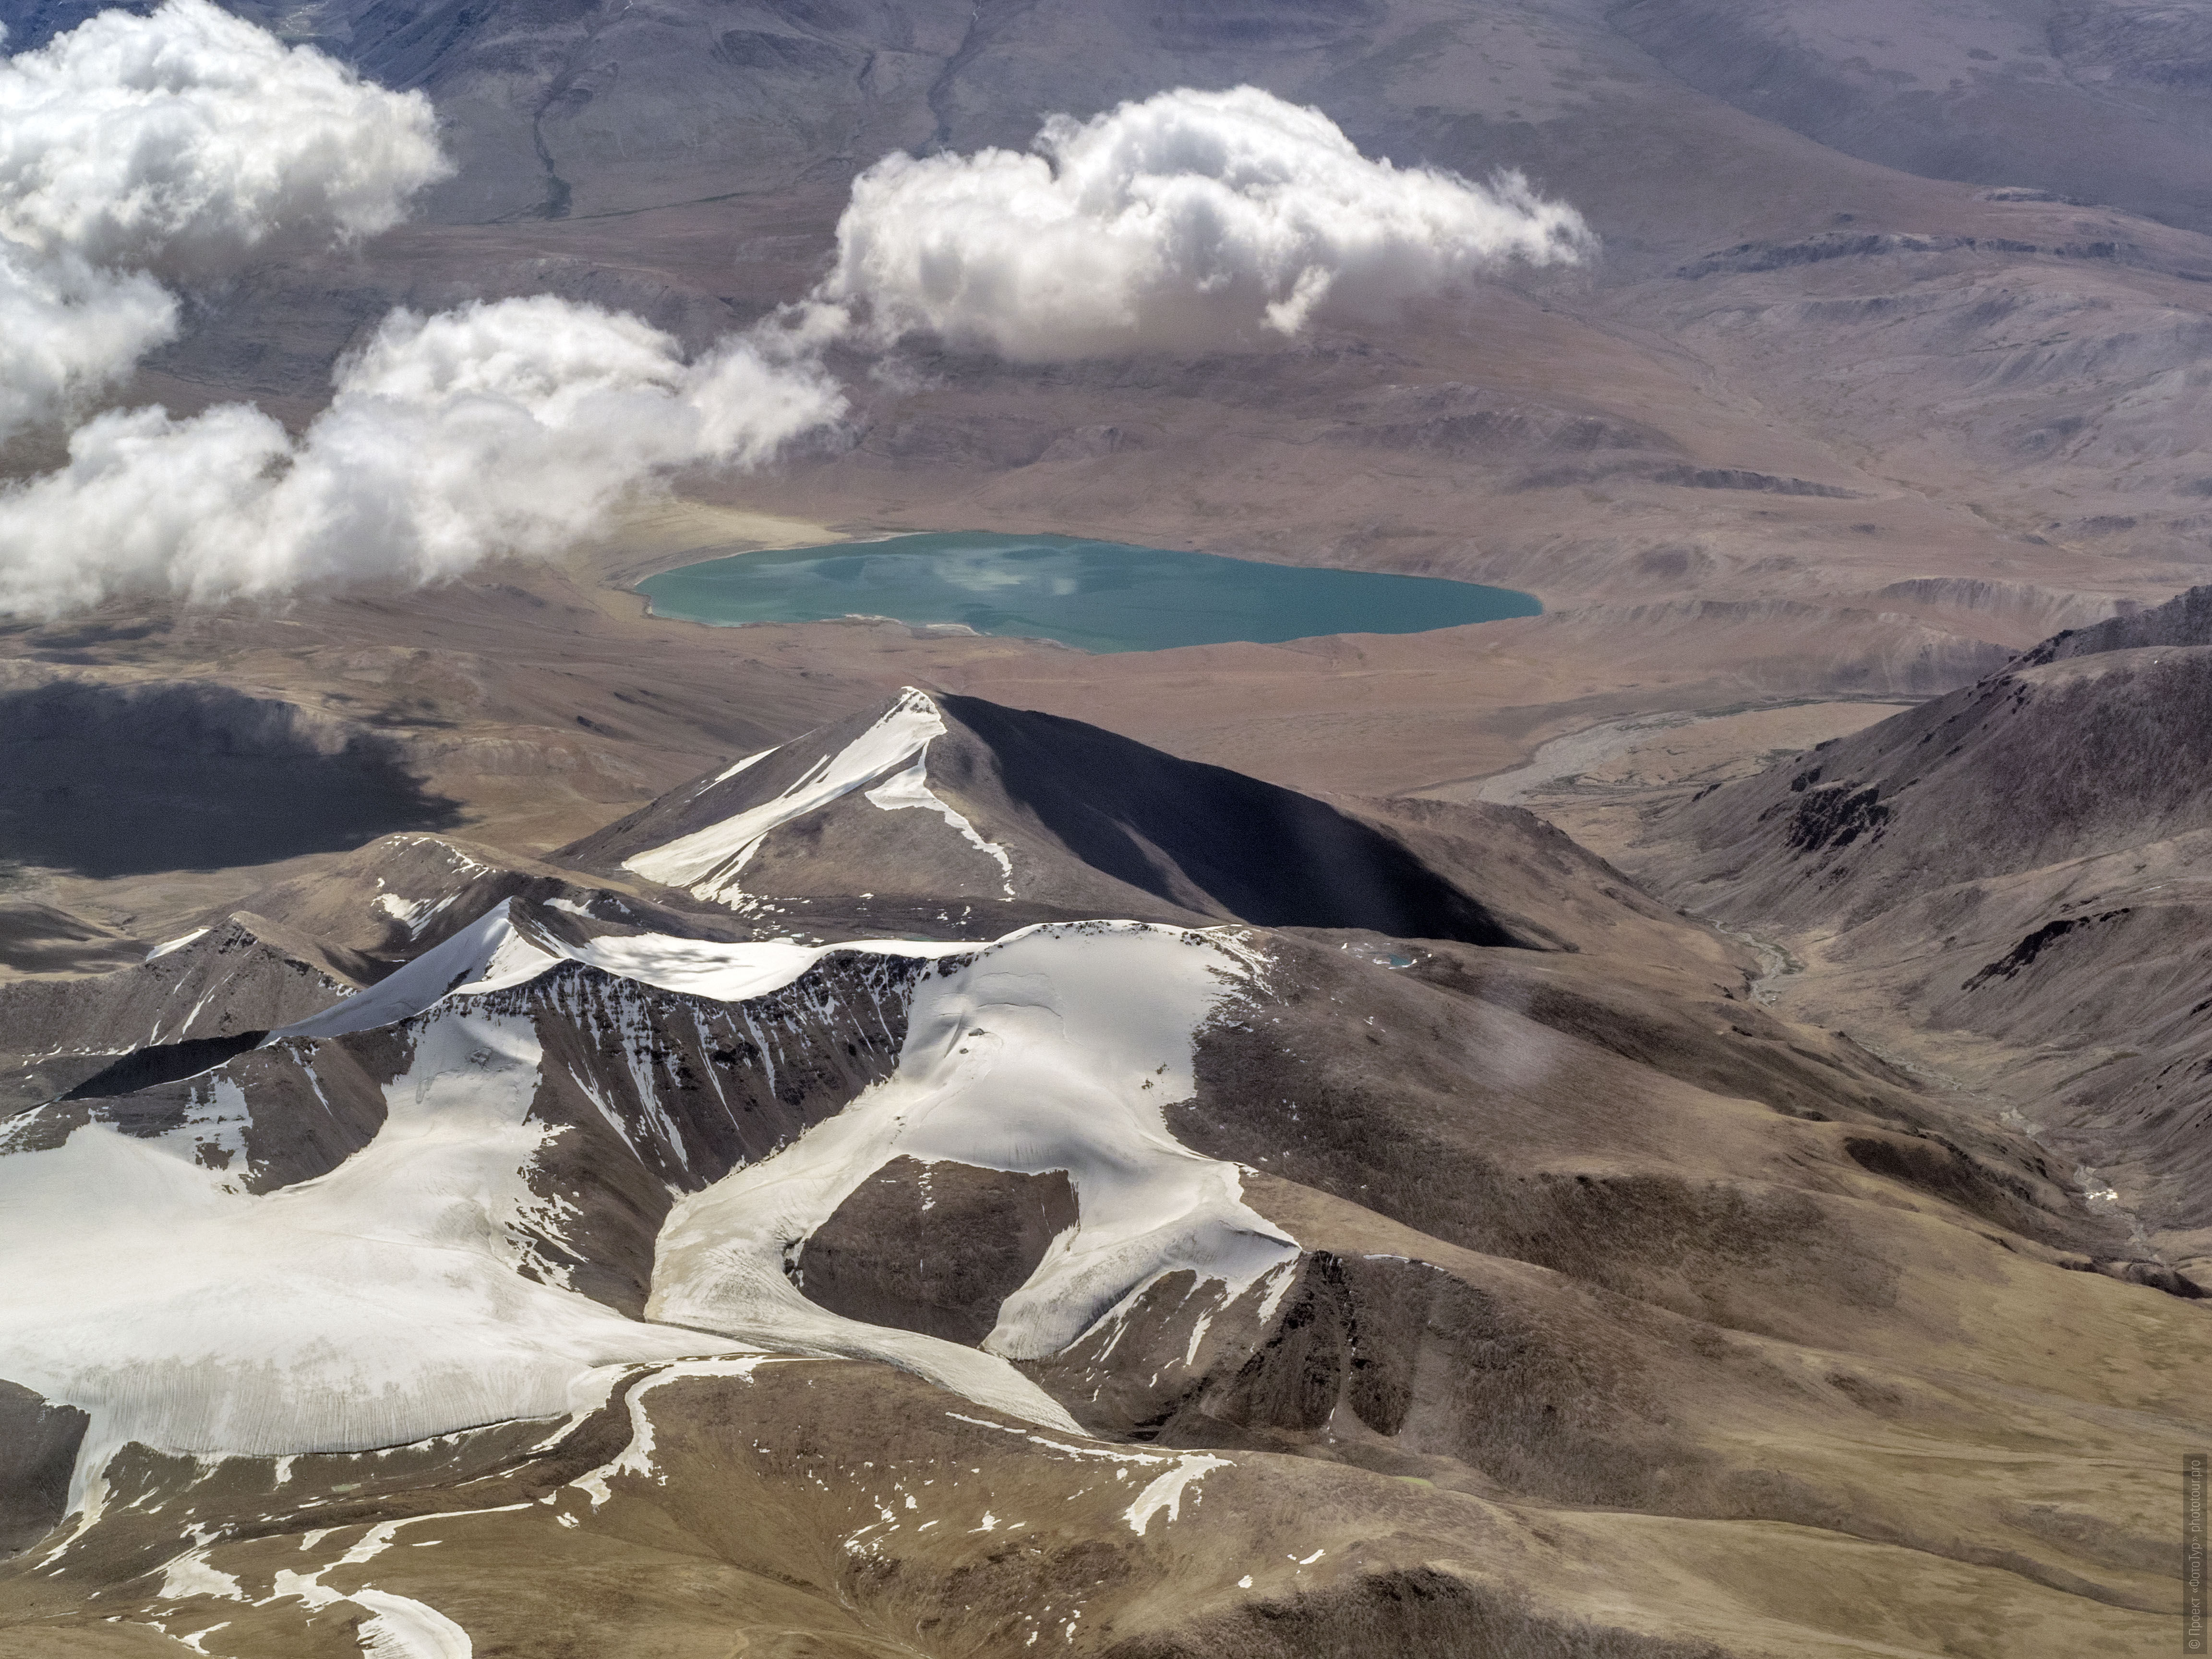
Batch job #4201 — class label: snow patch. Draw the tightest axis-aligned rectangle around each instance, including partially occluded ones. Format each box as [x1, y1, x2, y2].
[709, 746, 779, 787]
[569, 1357, 776, 1509]
[1182, 1307, 1214, 1368]
[146, 929, 211, 962]
[375, 892, 458, 936]
[355, 1589, 472, 1659]
[1124, 1454, 1229, 1534]
[565, 929, 974, 1004]
[863, 753, 1016, 898]
[157, 1548, 243, 1602]
[1254, 1260, 1299, 1324]
[272, 903, 559, 1042]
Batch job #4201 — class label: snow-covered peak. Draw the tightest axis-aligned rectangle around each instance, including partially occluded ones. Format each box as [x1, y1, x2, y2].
[623, 688, 1012, 905]
[272, 900, 556, 1041]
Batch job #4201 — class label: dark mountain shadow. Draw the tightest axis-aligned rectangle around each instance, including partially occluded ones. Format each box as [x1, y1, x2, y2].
[0, 681, 461, 878]
[939, 694, 1527, 945]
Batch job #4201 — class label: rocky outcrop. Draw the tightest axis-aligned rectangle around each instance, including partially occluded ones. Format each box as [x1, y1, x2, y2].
[796, 1156, 1079, 1345]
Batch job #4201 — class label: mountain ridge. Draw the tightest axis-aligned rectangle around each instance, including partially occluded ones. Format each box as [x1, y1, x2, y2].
[1630, 581, 2212, 1287]
[2, 687, 2197, 1657]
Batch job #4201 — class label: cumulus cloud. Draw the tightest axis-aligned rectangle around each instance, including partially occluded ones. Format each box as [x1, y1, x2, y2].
[0, 254, 174, 439]
[0, 5, 845, 618]
[809, 84, 1595, 359]
[0, 0, 445, 435]
[0, 296, 845, 617]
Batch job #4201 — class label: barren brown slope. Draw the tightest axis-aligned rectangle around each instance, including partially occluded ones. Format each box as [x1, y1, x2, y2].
[1623, 582, 2212, 1289]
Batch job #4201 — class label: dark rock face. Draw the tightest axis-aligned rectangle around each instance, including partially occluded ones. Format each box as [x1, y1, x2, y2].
[516, 953, 921, 1188]
[2027, 581, 2212, 663]
[1026, 1253, 1428, 1451]
[794, 1155, 1078, 1345]
[1647, 465, 1859, 498]
[1960, 910, 2131, 991]
[0, 1382, 84, 1560]
[1780, 781, 1889, 854]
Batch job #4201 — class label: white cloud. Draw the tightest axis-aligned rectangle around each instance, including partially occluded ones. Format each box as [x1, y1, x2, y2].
[810, 84, 1596, 360]
[0, 8, 845, 617]
[0, 297, 846, 617]
[0, 0, 445, 269]
[0, 0, 446, 436]
[0, 252, 175, 439]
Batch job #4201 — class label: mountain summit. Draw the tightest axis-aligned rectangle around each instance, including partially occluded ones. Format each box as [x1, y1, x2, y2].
[566, 687, 1530, 944]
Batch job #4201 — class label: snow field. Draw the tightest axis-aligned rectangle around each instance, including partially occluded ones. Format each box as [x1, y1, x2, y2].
[649, 921, 1299, 1400]
[3, 902, 1297, 1516]
[0, 1005, 745, 1499]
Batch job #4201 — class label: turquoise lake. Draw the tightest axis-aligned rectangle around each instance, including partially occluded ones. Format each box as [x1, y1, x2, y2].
[637, 531, 1541, 654]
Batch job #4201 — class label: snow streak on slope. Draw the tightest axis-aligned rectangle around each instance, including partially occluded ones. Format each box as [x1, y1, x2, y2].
[623, 689, 1015, 904]
[273, 902, 557, 1039]
[651, 923, 1298, 1367]
[863, 753, 1016, 896]
[354, 1589, 474, 1658]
